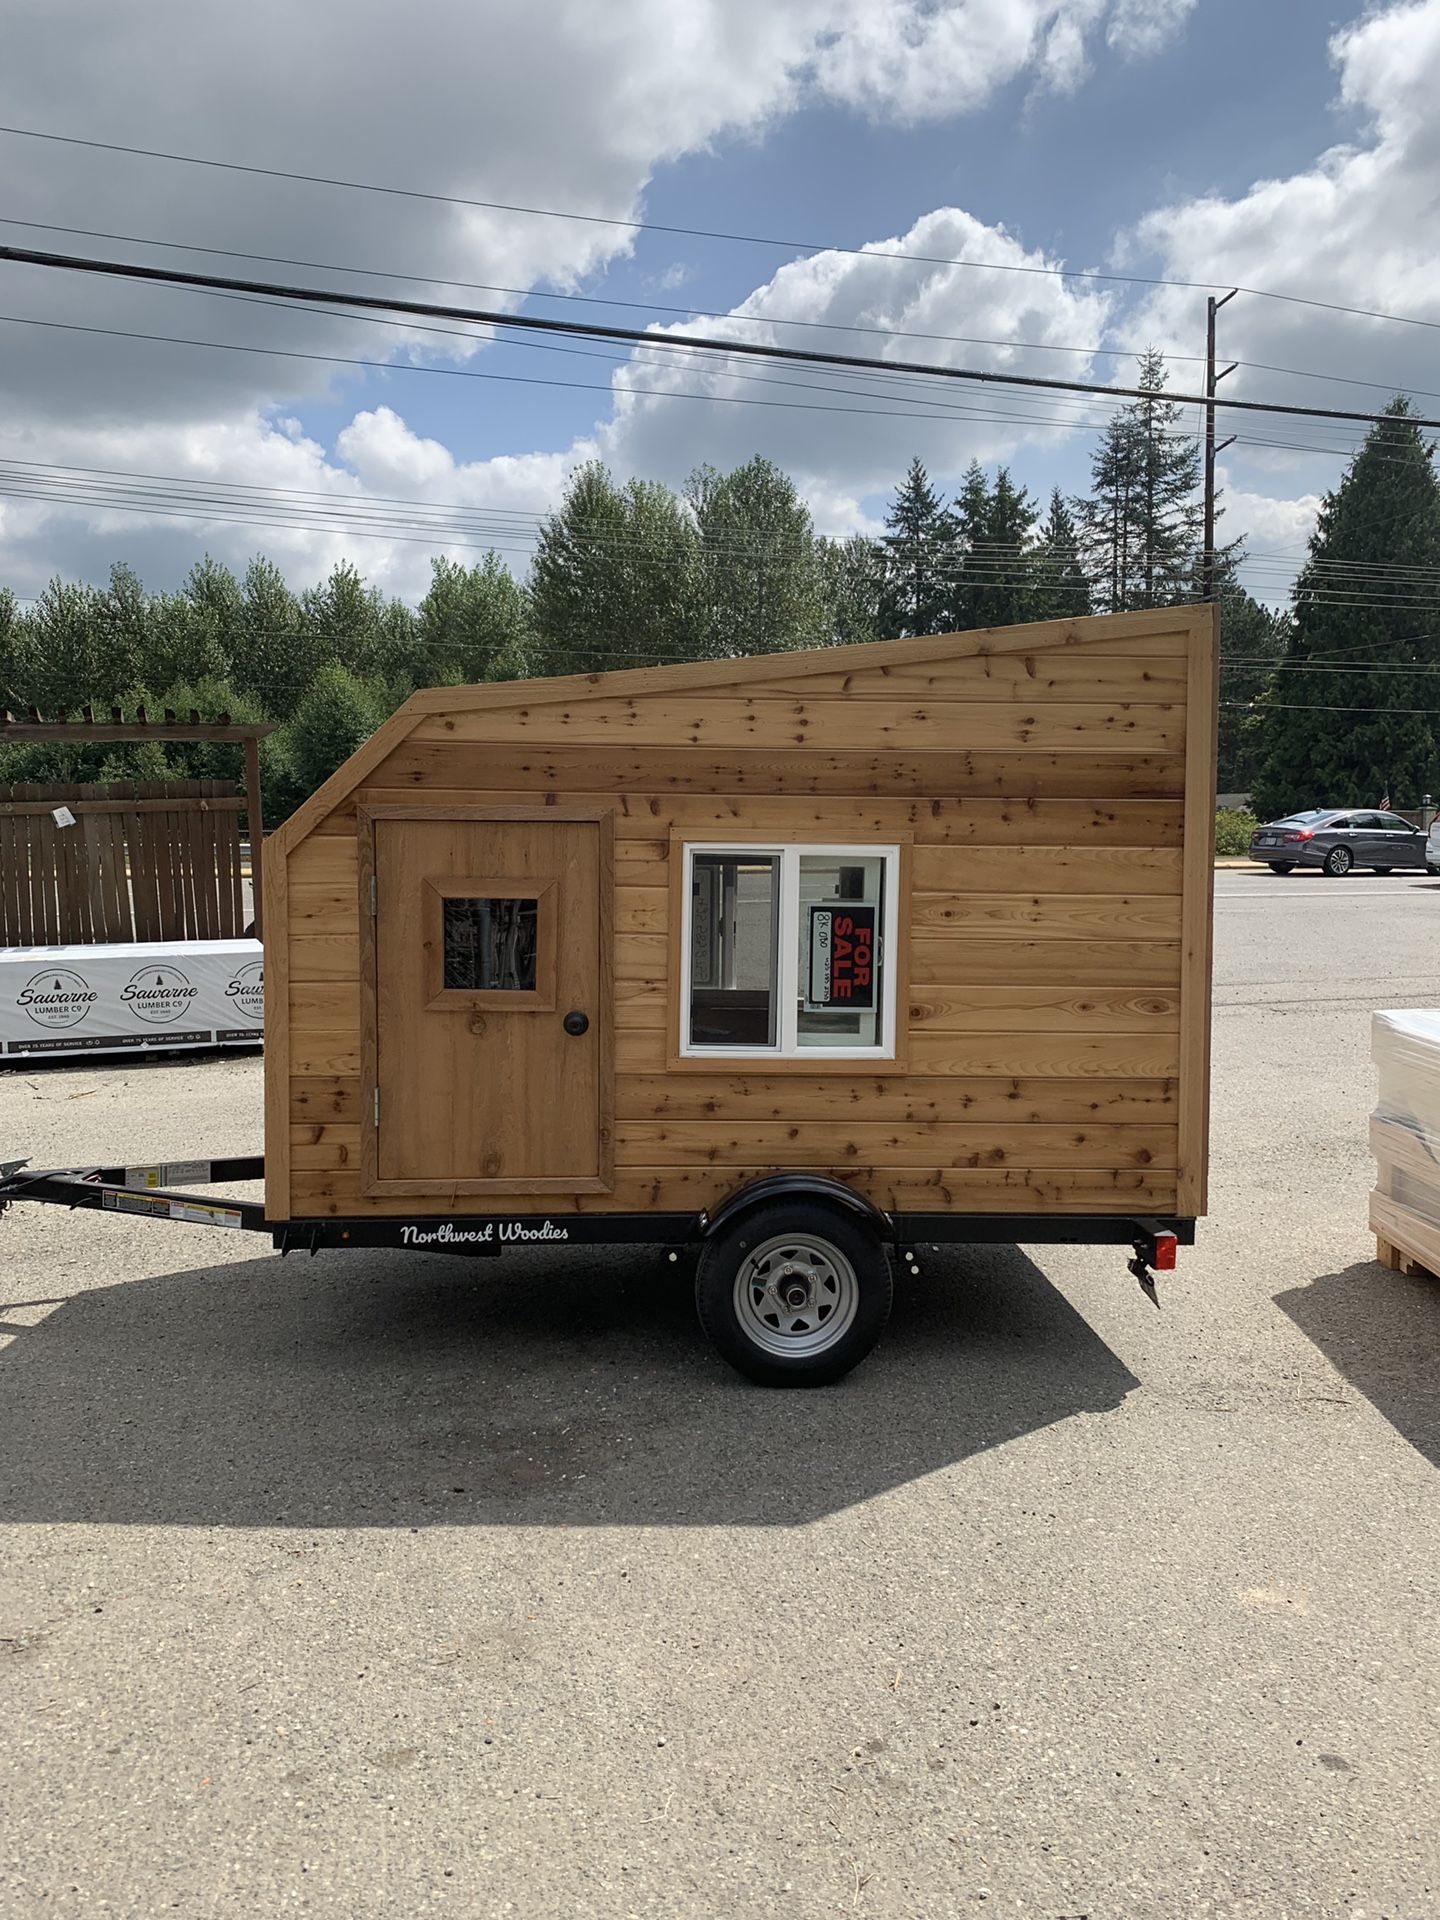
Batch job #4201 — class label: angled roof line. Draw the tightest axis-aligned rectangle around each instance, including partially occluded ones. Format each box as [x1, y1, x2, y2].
[269, 606, 1206, 858]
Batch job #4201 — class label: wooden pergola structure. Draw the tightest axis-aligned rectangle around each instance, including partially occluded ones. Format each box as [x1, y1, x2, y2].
[0, 705, 276, 939]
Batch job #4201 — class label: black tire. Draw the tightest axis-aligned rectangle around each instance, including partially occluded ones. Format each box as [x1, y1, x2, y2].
[695, 1201, 893, 1387]
[1322, 845, 1353, 877]
[1267, 862, 1295, 874]
[1428, 864, 1440, 876]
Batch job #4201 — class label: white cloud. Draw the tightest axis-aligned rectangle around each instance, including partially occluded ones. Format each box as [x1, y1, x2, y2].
[1121, 0, 1440, 412]
[1105, 0, 1199, 59]
[0, 407, 595, 604]
[1213, 474, 1328, 564]
[10, 0, 1426, 629]
[592, 207, 1113, 530]
[335, 410, 458, 492]
[1037, 12, 1097, 94]
[810, 1, 1195, 117]
[0, 190, 1116, 602]
[1091, 0, 1440, 610]
[812, 2, 1097, 118]
[0, 0, 1194, 595]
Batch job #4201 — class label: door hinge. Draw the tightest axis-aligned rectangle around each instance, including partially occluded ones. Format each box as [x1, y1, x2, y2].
[370, 873, 377, 916]
[373, 1087, 380, 1128]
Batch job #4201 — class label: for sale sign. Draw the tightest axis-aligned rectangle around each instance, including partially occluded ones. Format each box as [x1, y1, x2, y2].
[806, 903, 877, 1011]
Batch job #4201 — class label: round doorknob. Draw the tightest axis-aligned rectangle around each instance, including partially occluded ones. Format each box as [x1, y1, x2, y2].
[563, 1010, 590, 1036]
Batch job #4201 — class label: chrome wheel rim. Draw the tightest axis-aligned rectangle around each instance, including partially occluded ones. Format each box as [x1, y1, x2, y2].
[1331, 848, 1352, 873]
[734, 1234, 860, 1358]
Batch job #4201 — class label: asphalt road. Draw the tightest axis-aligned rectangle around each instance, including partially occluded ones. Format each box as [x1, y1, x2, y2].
[2, 868, 1438, 1918]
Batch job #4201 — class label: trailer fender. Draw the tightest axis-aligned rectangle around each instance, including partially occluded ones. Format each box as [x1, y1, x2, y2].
[702, 1173, 892, 1244]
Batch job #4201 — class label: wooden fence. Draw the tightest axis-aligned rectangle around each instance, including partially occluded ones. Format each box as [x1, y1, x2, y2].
[0, 779, 250, 945]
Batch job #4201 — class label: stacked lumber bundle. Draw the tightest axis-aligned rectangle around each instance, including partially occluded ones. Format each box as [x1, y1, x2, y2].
[1371, 1010, 1440, 1279]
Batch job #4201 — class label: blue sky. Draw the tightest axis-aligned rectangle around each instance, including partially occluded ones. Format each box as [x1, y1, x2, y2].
[297, 0, 1344, 491]
[2, 0, 1437, 607]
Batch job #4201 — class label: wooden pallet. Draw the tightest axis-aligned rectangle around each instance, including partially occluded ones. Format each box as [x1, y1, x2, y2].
[1376, 1237, 1438, 1279]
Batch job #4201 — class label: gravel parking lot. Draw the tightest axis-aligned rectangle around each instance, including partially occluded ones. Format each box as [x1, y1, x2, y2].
[2, 868, 1438, 1919]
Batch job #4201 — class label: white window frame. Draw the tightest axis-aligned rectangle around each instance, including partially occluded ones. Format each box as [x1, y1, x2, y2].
[678, 841, 902, 1061]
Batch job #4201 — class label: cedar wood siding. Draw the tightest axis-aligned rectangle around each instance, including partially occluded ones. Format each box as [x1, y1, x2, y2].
[264, 605, 1216, 1222]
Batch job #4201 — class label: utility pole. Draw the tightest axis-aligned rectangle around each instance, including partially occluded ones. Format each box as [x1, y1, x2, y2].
[1202, 290, 1238, 602]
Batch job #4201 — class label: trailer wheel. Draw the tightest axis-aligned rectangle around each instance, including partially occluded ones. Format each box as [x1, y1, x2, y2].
[695, 1202, 893, 1387]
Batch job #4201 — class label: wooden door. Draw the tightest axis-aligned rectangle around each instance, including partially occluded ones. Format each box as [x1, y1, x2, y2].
[363, 811, 612, 1196]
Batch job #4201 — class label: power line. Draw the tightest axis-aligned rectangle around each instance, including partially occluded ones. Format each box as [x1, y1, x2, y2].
[6, 243, 1440, 434]
[5, 472, 1436, 608]
[11, 448, 1440, 591]
[1222, 700, 1440, 715]
[0, 212, 1154, 369]
[15, 452, 1440, 609]
[4, 212, 1430, 407]
[4, 480, 1436, 617]
[4, 306, 1136, 435]
[3, 122, 1439, 334]
[24, 455, 1440, 586]
[11, 294, 1394, 460]
[130, 278, 1162, 434]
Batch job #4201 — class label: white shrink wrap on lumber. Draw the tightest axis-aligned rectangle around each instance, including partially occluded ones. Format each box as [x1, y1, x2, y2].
[1372, 1009, 1440, 1262]
[1373, 1009, 1440, 1149]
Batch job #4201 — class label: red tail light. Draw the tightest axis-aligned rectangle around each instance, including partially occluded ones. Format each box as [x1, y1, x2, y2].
[1153, 1232, 1178, 1271]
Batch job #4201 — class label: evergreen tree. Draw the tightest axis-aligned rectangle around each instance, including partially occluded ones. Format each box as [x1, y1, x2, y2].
[687, 457, 828, 657]
[1079, 407, 1137, 614]
[1252, 400, 1440, 816]
[1079, 351, 1201, 611]
[1033, 489, 1093, 619]
[879, 458, 954, 637]
[968, 465, 1038, 628]
[1131, 349, 1203, 607]
[1208, 568, 1286, 795]
[948, 459, 991, 629]
[530, 461, 698, 672]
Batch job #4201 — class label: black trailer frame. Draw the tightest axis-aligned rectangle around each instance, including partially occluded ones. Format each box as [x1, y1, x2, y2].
[0, 1155, 1189, 1294]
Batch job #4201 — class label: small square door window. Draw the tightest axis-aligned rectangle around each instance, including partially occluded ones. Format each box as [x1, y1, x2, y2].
[442, 896, 539, 992]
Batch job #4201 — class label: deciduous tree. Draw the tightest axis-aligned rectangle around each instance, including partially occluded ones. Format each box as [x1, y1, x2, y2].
[687, 457, 827, 657]
[531, 461, 698, 672]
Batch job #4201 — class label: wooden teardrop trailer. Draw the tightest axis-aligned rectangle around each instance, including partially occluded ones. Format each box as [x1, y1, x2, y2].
[259, 603, 1216, 1381]
[0, 605, 1216, 1385]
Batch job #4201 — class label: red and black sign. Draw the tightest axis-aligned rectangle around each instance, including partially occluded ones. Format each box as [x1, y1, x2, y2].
[806, 904, 877, 1011]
